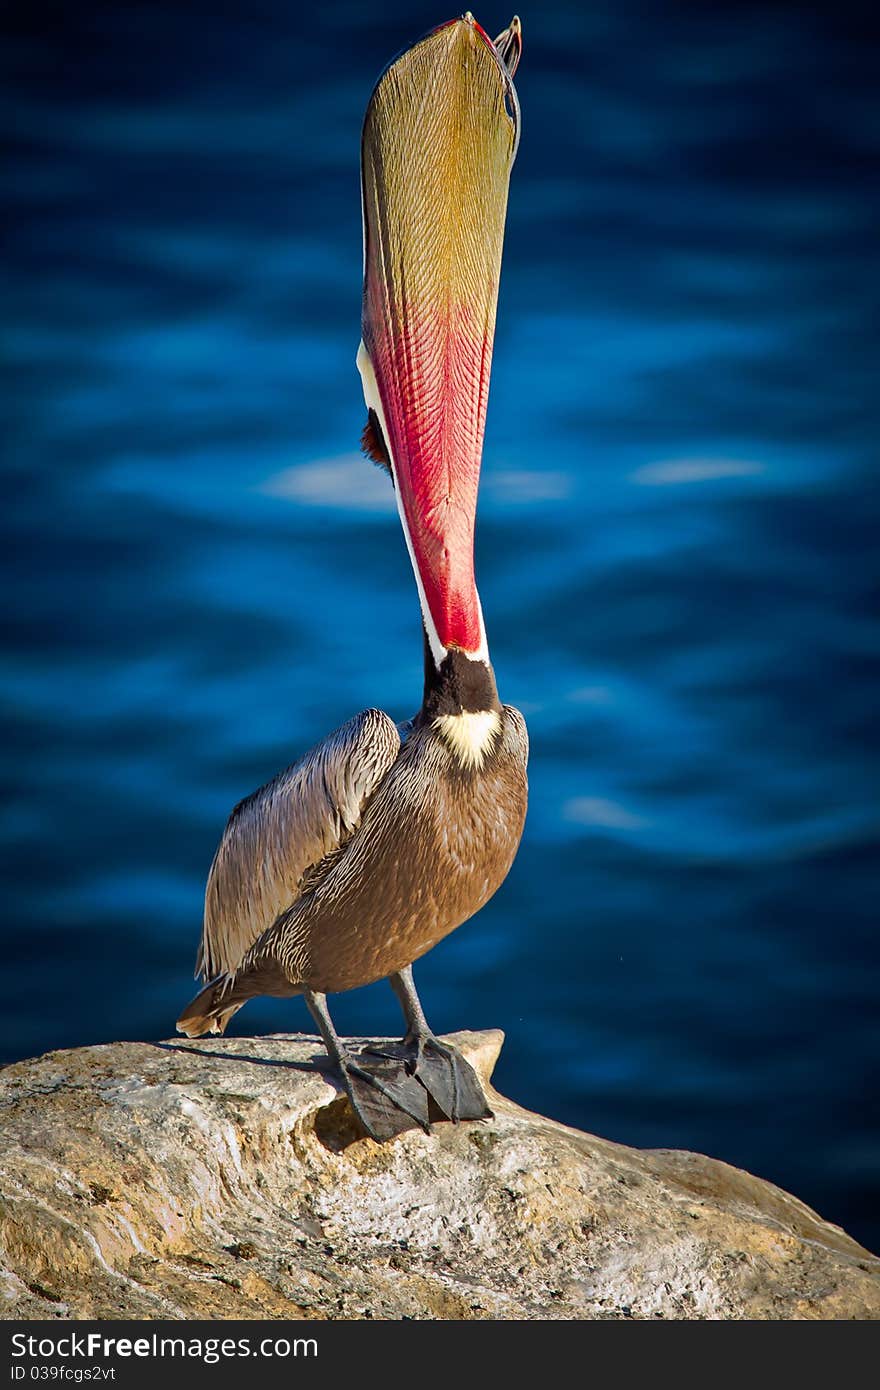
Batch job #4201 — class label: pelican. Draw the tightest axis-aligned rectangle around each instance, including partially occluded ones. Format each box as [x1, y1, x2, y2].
[178, 14, 527, 1142]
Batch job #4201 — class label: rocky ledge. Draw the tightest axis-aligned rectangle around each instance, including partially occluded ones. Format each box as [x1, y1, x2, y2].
[1, 1031, 877, 1320]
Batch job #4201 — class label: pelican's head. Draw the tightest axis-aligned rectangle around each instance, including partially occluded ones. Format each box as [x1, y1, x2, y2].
[358, 14, 521, 673]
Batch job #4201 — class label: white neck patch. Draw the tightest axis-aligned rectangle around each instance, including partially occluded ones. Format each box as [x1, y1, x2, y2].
[356, 340, 490, 670]
[433, 709, 501, 770]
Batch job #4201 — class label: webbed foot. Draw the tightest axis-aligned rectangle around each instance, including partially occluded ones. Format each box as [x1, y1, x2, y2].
[337, 1053, 432, 1142]
[365, 1034, 492, 1123]
[304, 987, 432, 1143]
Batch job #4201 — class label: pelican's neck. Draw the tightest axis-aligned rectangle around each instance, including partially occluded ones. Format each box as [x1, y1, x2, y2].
[421, 637, 502, 769]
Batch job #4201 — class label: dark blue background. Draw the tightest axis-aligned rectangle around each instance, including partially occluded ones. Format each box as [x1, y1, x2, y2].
[3, 2, 878, 1252]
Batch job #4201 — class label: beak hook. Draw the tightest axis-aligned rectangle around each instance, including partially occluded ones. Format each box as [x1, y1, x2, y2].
[492, 14, 522, 78]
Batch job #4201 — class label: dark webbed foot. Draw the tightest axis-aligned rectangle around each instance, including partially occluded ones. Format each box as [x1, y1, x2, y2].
[339, 1054, 431, 1141]
[365, 1033, 492, 1124]
[416, 1034, 492, 1122]
[303, 979, 491, 1144]
[378, 964, 494, 1124]
[303, 987, 432, 1143]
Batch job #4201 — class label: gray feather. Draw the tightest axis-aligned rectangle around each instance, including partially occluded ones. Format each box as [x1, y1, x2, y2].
[197, 708, 401, 980]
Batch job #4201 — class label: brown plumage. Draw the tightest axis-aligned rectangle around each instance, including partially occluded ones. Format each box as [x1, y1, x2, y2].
[178, 692, 527, 1038]
[197, 708, 400, 984]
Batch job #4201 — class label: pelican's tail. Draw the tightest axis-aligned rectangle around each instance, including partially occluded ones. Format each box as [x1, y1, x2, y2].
[176, 977, 243, 1036]
[176, 964, 300, 1037]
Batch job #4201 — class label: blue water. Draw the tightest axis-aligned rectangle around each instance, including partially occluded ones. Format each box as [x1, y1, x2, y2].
[3, 2, 878, 1253]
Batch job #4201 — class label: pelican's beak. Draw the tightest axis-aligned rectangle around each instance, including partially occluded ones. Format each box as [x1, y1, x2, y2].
[492, 14, 522, 77]
[358, 14, 521, 662]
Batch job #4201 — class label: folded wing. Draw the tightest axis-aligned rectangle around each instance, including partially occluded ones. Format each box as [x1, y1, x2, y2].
[197, 708, 401, 980]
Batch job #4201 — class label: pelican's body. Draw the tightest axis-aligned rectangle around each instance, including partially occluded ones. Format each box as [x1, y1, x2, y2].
[256, 701, 527, 995]
[178, 14, 526, 1140]
[186, 666, 526, 1012]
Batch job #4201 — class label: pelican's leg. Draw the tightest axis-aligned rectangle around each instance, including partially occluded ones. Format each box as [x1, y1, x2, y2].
[303, 988, 430, 1142]
[368, 965, 492, 1124]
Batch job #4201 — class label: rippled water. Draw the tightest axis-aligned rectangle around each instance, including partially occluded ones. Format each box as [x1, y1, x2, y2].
[3, 2, 878, 1251]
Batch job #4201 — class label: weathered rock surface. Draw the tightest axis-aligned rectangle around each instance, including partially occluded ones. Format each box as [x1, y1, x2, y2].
[1, 1031, 877, 1320]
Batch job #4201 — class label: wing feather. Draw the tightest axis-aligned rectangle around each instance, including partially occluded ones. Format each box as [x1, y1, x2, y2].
[198, 708, 400, 980]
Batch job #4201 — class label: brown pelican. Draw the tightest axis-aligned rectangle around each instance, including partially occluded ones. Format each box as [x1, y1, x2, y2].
[178, 14, 526, 1142]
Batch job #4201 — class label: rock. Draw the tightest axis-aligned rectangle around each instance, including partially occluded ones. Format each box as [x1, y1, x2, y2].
[0, 1031, 877, 1320]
